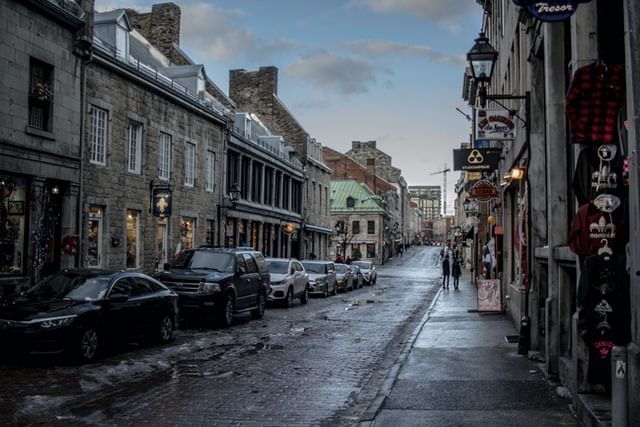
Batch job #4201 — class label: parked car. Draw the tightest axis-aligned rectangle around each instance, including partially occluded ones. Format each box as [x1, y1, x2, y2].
[266, 258, 310, 307]
[352, 261, 377, 285]
[301, 261, 337, 297]
[0, 270, 178, 363]
[155, 248, 270, 327]
[350, 264, 364, 289]
[334, 263, 354, 292]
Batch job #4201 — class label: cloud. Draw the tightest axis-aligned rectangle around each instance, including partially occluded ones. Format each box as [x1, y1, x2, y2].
[346, 40, 466, 67]
[286, 52, 379, 94]
[170, 2, 296, 63]
[350, 0, 473, 31]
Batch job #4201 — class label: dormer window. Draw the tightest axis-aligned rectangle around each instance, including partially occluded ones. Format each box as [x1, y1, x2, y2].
[346, 197, 355, 208]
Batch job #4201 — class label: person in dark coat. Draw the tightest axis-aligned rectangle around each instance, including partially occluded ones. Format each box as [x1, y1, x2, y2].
[452, 258, 462, 290]
[442, 255, 450, 290]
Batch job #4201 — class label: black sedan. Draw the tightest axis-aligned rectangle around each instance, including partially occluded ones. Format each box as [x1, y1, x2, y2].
[0, 270, 178, 363]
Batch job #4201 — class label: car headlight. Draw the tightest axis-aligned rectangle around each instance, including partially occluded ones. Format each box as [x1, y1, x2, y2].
[38, 315, 77, 328]
[272, 280, 286, 286]
[314, 278, 324, 284]
[201, 282, 221, 294]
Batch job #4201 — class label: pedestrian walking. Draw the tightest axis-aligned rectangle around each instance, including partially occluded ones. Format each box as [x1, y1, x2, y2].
[442, 255, 450, 290]
[452, 258, 461, 290]
[482, 243, 492, 279]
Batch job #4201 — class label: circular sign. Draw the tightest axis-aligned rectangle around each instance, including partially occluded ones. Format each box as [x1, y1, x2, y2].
[469, 180, 498, 202]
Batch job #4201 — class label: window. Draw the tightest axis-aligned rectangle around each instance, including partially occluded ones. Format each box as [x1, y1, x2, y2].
[156, 217, 168, 267]
[236, 254, 247, 273]
[89, 106, 108, 165]
[184, 142, 196, 187]
[367, 220, 375, 234]
[180, 217, 195, 249]
[28, 58, 53, 131]
[206, 219, 215, 246]
[126, 210, 140, 269]
[346, 197, 355, 208]
[158, 132, 172, 180]
[366, 244, 376, 258]
[243, 254, 257, 273]
[87, 206, 103, 267]
[336, 220, 345, 233]
[0, 176, 27, 275]
[352, 221, 360, 235]
[206, 150, 215, 192]
[127, 121, 143, 174]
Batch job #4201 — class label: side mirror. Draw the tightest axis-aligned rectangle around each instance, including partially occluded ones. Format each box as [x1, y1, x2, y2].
[289, 268, 295, 275]
[109, 293, 129, 303]
[237, 266, 247, 276]
[163, 262, 171, 271]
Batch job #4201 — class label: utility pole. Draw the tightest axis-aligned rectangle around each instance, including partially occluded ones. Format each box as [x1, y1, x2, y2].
[431, 164, 451, 215]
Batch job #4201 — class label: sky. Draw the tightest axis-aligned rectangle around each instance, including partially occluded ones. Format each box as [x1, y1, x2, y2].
[95, 0, 483, 215]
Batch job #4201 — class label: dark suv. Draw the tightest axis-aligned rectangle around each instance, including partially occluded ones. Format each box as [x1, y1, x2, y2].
[155, 248, 270, 327]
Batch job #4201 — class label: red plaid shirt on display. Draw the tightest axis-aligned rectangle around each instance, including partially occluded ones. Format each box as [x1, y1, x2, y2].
[565, 63, 625, 144]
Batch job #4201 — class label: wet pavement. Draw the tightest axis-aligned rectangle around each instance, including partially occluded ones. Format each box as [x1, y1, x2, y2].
[0, 247, 441, 426]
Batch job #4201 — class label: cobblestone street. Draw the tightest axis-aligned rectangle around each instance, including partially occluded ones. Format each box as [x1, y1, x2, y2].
[0, 247, 441, 426]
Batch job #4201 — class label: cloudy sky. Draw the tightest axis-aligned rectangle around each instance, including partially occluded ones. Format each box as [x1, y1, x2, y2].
[96, 0, 482, 214]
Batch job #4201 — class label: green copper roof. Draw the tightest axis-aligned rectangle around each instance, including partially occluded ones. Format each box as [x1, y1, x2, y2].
[330, 180, 386, 213]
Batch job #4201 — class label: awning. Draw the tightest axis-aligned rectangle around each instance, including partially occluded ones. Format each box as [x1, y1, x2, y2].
[303, 224, 333, 235]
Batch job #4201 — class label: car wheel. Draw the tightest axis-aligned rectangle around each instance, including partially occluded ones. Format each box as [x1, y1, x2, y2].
[157, 315, 174, 343]
[332, 283, 338, 295]
[251, 290, 266, 319]
[300, 285, 309, 304]
[217, 292, 234, 327]
[324, 285, 329, 298]
[77, 327, 99, 363]
[285, 287, 294, 308]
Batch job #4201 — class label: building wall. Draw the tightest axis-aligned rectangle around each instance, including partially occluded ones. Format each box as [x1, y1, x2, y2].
[83, 57, 225, 273]
[0, 0, 89, 293]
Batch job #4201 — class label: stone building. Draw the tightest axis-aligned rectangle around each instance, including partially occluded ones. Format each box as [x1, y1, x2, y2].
[83, 9, 228, 272]
[323, 146, 399, 262]
[229, 67, 332, 260]
[346, 141, 411, 253]
[462, 1, 640, 423]
[330, 180, 388, 265]
[0, 0, 93, 297]
[408, 185, 442, 242]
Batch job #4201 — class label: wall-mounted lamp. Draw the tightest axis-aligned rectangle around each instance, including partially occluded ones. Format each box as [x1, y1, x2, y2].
[509, 168, 525, 180]
[467, 32, 498, 108]
[228, 182, 241, 206]
[51, 185, 60, 195]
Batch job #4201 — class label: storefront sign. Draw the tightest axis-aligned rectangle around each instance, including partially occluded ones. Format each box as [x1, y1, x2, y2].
[476, 108, 515, 140]
[152, 189, 172, 217]
[453, 149, 500, 171]
[469, 180, 498, 201]
[511, 0, 591, 22]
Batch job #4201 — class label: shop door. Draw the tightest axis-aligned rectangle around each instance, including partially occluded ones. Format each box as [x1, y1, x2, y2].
[41, 185, 62, 277]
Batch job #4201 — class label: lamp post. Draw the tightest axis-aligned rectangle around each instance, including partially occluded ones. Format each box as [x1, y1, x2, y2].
[467, 32, 498, 108]
[228, 182, 241, 206]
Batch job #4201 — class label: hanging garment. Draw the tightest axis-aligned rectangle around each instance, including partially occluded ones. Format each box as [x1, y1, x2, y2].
[568, 201, 626, 260]
[577, 253, 630, 385]
[572, 144, 625, 204]
[565, 63, 625, 144]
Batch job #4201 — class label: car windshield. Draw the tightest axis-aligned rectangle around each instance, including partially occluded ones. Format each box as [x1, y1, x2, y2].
[24, 272, 113, 301]
[353, 261, 370, 270]
[302, 263, 325, 274]
[335, 264, 349, 273]
[172, 250, 234, 272]
[267, 260, 289, 274]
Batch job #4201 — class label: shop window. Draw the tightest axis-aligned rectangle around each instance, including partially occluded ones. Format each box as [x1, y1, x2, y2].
[366, 243, 376, 259]
[206, 219, 215, 246]
[127, 121, 143, 174]
[0, 177, 27, 274]
[156, 217, 168, 267]
[184, 142, 196, 187]
[87, 206, 103, 267]
[28, 58, 53, 131]
[89, 106, 108, 165]
[180, 217, 195, 250]
[126, 210, 140, 269]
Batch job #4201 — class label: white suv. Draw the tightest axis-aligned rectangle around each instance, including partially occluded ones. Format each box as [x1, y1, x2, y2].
[266, 258, 310, 307]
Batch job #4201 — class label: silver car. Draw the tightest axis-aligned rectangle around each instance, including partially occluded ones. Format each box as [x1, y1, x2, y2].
[301, 261, 337, 297]
[334, 263, 354, 292]
[352, 261, 377, 285]
[266, 258, 310, 307]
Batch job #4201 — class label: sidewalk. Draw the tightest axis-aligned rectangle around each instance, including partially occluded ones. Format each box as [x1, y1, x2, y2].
[359, 272, 579, 426]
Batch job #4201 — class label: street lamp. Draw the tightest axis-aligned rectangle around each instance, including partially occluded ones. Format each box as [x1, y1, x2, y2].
[228, 182, 241, 206]
[467, 32, 498, 108]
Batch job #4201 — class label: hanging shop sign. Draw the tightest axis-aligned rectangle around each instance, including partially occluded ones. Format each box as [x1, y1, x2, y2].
[476, 108, 515, 141]
[152, 188, 173, 217]
[511, 0, 592, 22]
[453, 148, 500, 171]
[469, 180, 498, 202]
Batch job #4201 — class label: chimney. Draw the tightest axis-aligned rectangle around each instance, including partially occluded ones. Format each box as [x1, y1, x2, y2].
[366, 158, 376, 191]
[129, 3, 181, 60]
[229, 66, 279, 114]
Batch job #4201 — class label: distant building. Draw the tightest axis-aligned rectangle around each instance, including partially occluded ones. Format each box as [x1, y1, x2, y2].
[408, 185, 442, 241]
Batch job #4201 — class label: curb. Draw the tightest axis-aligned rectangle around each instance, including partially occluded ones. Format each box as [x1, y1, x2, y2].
[357, 283, 444, 426]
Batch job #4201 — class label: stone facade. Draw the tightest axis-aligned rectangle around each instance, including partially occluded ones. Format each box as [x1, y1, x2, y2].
[229, 67, 332, 260]
[0, 0, 92, 295]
